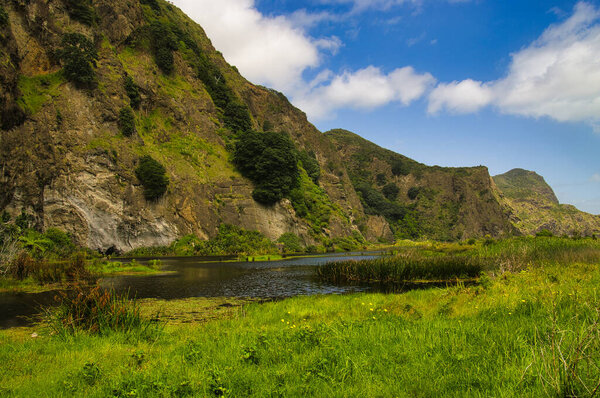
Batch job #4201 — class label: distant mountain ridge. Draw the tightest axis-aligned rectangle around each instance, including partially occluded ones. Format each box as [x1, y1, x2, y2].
[493, 169, 600, 236]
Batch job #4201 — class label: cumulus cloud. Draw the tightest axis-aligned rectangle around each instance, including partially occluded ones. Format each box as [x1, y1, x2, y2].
[428, 2, 600, 125]
[428, 79, 493, 114]
[294, 66, 435, 120]
[172, 0, 333, 91]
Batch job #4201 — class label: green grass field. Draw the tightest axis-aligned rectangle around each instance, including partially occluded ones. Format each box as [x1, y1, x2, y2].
[1, 255, 599, 397]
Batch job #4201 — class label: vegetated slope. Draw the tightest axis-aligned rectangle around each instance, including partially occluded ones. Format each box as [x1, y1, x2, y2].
[494, 169, 600, 236]
[325, 129, 516, 241]
[0, 0, 367, 251]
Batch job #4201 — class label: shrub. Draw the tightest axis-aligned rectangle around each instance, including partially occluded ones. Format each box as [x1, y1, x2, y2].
[118, 107, 136, 137]
[407, 186, 420, 200]
[298, 150, 320, 184]
[124, 76, 141, 109]
[233, 131, 299, 205]
[57, 33, 98, 88]
[376, 173, 387, 186]
[391, 159, 410, 176]
[140, 0, 161, 12]
[135, 155, 169, 201]
[224, 101, 252, 133]
[536, 229, 554, 237]
[150, 22, 177, 74]
[65, 0, 96, 25]
[382, 183, 399, 201]
[277, 232, 303, 253]
[0, 5, 8, 27]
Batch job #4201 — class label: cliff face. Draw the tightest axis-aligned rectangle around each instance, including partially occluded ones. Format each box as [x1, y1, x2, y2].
[325, 130, 516, 240]
[493, 169, 600, 237]
[0, 0, 541, 251]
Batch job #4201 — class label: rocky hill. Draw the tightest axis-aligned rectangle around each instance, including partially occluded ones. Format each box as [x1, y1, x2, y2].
[0, 0, 582, 252]
[325, 129, 516, 241]
[493, 169, 600, 237]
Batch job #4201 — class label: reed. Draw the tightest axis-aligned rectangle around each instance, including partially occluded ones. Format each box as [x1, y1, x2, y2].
[317, 251, 483, 283]
[45, 285, 160, 337]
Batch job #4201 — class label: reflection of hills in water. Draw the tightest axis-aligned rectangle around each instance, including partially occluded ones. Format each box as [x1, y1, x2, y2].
[100, 253, 384, 300]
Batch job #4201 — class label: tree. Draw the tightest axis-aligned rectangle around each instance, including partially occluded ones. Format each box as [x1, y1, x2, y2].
[224, 101, 252, 133]
[150, 22, 177, 74]
[233, 131, 299, 205]
[57, 33, 98, 88]
[391, 159, 410, 176]
[382, 183, 399, 201]
[118, 107, 136, 137]
[65, 0, 96, 25]
[0, 5, 8, 27]
[124, 76, 141, 109]
[298, 150, 320, 184]
[135, 155, 169, 201]
[407, 187, 420, 200]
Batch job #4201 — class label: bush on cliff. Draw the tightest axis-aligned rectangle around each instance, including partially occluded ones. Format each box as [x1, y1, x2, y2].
[135, 155, 169, 201]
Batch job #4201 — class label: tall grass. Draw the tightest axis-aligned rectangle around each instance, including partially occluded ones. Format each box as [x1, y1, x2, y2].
[45, 285, 161, 338]
[317, 237, 600, 284]
[317, 251, 483, 283]
[7, 251, 91, 283]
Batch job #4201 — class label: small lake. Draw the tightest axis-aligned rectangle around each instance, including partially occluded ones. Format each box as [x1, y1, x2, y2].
[0, 252, 384, 329]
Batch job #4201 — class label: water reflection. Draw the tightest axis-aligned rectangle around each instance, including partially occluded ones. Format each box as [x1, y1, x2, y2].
[0, 252, 382, 328]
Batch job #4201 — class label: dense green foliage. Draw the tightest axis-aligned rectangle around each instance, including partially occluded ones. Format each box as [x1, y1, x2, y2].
[118, 107, 136, 137]
[234, 131, 299, 205]
[297, 150, 320, 184]
[277, 232, 303, 253]
[289, 170, 335, 236]
[57, 33, 98, 88]
[135, 155, 169, 201]
[382, 183, 399, 201]
[65, 0, 96, 26]
[375, 173, 387, 186]
[0, 5, 8, 27]
[125, 224, 276, 257]
[224, 102, 252, 133]
[124, 76, 141, 109]
[149, 22, 177, 74]
[407, 186, 420, 200]
[140, 0, 161, 13]
[391, 159, 410, 176]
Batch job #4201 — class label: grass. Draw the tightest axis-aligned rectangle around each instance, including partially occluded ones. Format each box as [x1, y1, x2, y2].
[1, 260, 600, 396]
[86, 259, 167, 276]
[319, 237, 600, 284]
[317, 252, 483, 284]
[16, 72, 65, 115]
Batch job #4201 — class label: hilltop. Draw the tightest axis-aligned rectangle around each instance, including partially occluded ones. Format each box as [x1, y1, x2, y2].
[493, 169, 600, 237]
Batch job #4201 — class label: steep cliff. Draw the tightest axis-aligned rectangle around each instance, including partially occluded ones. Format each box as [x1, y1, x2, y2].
[0, 0, 543, 251]
[325, 129, 516, 241]
[493, 169, 600, 237]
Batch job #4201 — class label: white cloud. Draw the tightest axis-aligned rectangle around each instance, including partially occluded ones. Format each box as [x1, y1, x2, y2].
[172, 0, 327, 91]
[294, 66, 435, 120]
[428, 2, 600, 125]
[591, 173, 600, 182]
[428, 79, 493, 114]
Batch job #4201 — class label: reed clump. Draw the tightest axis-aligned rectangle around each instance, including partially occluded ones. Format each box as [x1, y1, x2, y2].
[45, 285, 159, 337]
[317, 251, 483, 284]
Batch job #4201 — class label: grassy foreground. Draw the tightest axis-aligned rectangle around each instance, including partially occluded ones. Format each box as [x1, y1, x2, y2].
[2, 260, 600, 397]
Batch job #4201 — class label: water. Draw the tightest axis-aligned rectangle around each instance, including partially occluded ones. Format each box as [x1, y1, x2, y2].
[0, 252, 384, 329]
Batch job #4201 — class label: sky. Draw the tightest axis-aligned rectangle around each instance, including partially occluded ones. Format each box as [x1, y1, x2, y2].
[171, 0, 600, 214]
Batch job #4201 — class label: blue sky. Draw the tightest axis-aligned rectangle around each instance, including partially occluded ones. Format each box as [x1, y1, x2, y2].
[172, 0, 600, 214]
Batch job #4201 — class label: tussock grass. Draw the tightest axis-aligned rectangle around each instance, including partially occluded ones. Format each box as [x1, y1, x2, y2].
[44, 285, 161, 338]
[317, 251, 483, 283]
[318, 237, 600, 284]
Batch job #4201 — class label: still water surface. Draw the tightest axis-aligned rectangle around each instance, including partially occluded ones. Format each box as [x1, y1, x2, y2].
[0, 252, 382, 329]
